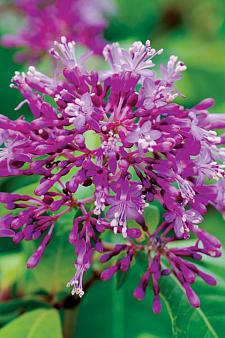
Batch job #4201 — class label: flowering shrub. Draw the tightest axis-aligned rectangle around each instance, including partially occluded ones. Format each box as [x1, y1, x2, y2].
[1, 0, 114, 62]
[0, 37, 225, 314]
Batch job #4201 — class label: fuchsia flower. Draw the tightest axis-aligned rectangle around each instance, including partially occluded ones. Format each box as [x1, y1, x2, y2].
[106, 180, 146, 237]
[0, 130, 31, 172]
[103, 40, 163, 78]
[1, 0, 114, 62]
[125, 121, 161, 152]
[67, 239, 92, 297]
[0, 37, 224, 313]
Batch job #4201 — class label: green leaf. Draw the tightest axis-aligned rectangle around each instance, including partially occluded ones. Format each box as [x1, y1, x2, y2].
[76, 267, 171, 338]
[13, 182, 39, 197]
[84, 131, 101, 150]
[144, 205, 160, 232]
[201, 207, 225, 246]
[75, 206, 225, 338]
[159, 273, 224, 338]
[116, 270, 129, 290]
[0, 299, 49, 326]
[0, 309, 62, 338]
[75, 252, 225, 338]
[0, 253, 25, 290]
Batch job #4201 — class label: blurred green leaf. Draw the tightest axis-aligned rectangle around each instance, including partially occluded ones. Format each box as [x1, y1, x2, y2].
[201, 207, 225, 246]
[84, 131, 101, 150]
[0, 309, 62, 338]
[105, 0, 159, 42]
[116, 270, 129, 290]
[14, 182, 39, 197]
[0, 175, 39, 195]
[0, 299, 49, 326]
[0, 253, 25, 290]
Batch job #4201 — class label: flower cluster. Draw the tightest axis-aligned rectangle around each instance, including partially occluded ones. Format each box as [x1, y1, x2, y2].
[0, 37, 225, 313]
[1, 0, 114, 62]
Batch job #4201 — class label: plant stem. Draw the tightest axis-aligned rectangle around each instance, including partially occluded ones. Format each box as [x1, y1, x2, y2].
[63, 306, 79, 338]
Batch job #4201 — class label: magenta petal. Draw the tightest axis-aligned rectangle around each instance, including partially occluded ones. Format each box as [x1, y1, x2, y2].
[0, 228, 15, 238]
[184, 284, 200, 308]
[152, 295, 161, 314]
[133, 286, 145, 301]
[106, 205, 118, 219]
[108, 152, 117, 174]
[125, 131, 139, 143]
[126, 207, 145, 226]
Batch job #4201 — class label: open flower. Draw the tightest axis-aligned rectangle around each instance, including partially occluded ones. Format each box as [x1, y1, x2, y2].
[0, 131, 31, 172]
[106, 180, 146, 238]
[67, 240, 92, 297]
[65, 93, 101, 131]
[103, 40, 163, 78]
[125, 121, 161, 152]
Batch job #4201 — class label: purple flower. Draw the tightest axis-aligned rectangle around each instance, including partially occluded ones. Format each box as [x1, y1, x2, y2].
[160, 55, 187, 82]
[165, 208, 203, 239]
[65, 93, 100, 131]
[126, 121, 161, 152]
[194, 148, 225, 185]
[0, 37, 224, 313]
[1, 0, 115, 62]
[0, 130, 31, 172]
[67, 239, 92, 297]
[103, 40, 163, 79]
[106, 180, 146, 237]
